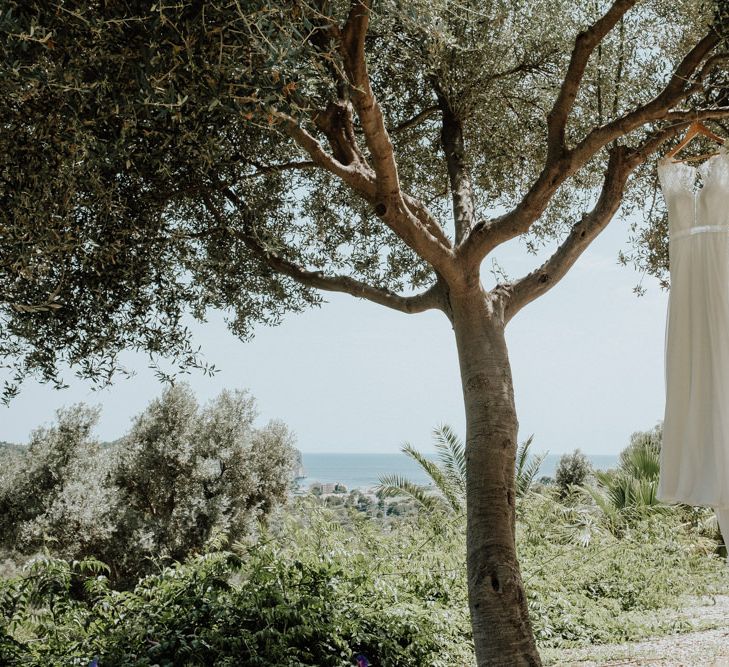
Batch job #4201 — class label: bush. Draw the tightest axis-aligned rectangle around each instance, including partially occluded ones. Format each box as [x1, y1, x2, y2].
[555, 449, 592, 497]
[3, 494, 728, 663]
[2, 423, 728, 663]
[0, 405, 108, 561]
[586, 424, 663, 532]
[0, 507, 473, 666]
[0, 384, 298, 587]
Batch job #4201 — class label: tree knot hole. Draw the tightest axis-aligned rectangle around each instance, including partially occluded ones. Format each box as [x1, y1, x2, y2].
[490, 572, 501, 593]
[538, 273, 549, 284]
[374, 203, 387, 217]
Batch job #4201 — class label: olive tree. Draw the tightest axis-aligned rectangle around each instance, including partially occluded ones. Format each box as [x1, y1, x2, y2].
[0, 386, 297, 587]
[111, 384, 297, 582]
[0, 405, 104, 557]
[2, 1, 728, 663]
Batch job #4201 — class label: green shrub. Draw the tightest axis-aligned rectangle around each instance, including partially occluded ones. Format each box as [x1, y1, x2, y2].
[0, 384, 298, 588]
[555, 450, 592, 497]
[518, 493, 727, 647]
[1, 482, 728, 664]
[0, 508, 473, 666]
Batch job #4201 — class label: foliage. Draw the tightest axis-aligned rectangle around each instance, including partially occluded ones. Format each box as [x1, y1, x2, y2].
[1, 494, 727, 663]
[0, 384, 297, 587]
[378, 424, 465, 515]
[516, 435, 547, 499]
[518, 492, 728, 648]
[585, 424, 665, 533]
[0, 1, 723, 398]
[555, 449, 593, 497]
[0, 442, 24, 456]
[2, 2, 728, 658]
[0, 405, 104, 556]
[0, 506, 473, 666]
[618, 424, 663, 477]
[377, 425, 543, 515]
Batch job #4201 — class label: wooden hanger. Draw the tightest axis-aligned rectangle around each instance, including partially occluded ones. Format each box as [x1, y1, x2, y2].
[665, 120, 725, 163]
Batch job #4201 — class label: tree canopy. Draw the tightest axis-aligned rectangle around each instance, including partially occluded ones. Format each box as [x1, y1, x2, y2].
[1, 1, 728, 401]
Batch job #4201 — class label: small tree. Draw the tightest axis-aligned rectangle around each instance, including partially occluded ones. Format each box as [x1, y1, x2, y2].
[109, 384, 297, 583]
[555, 449, 593, 497]
[0, 385, 297, 586]
[0, 405, 103, 555]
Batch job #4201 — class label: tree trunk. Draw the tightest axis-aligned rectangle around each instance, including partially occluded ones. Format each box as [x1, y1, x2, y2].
[450, 285, 542, 666]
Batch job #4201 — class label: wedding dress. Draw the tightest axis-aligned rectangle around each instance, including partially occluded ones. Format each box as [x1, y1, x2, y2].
[658, 145, 729, 543]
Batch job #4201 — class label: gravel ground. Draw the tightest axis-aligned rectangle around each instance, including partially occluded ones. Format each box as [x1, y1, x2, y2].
[542, 595, 729, 666]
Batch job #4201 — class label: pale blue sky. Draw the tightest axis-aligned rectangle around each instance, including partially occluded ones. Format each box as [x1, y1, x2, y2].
[1, 213, 667, 455]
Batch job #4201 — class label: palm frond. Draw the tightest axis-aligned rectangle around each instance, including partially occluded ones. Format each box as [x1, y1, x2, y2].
[516, 434, 534, 473]
[585, 484, 623, 534]
[515, 435, 546, 498]
[432, 424, 466, 493]
[402, 443, 463, 513]
[595, 469, 615, 487]
[376, 474, 450, 514]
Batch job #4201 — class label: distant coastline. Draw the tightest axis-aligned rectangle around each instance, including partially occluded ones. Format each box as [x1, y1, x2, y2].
[295, 452, 620, 492]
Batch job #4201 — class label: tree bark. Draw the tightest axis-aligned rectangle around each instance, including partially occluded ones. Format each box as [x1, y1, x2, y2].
[450, 284, 541, 666]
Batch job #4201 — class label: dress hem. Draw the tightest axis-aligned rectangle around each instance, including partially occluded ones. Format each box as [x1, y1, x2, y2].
[656, 493, 729, 510]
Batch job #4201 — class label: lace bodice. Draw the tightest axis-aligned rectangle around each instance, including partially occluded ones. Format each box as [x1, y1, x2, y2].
[658, 145, 729, 238]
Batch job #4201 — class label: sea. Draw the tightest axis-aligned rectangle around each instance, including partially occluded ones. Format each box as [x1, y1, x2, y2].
[296, 452, 620, 491]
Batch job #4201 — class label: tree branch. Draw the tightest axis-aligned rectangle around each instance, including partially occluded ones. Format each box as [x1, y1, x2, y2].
[201, 190, 444, 316]
[338, 1, 456, 279]
[660, 106, 729, 124]
[502, 110, 714, 321]
[437, 91, 476, 244]
[503, 146, 632, 321]
[284, 118, 376, 197]
[462, 26, 723, 267]
[313, 99, 369, 166]
[546, 0, 639, 161]
[572, 32, 723, 157]
[242, 160, 316, 178]
[340, 0, 399, 195]
[392, 106, 439, 134]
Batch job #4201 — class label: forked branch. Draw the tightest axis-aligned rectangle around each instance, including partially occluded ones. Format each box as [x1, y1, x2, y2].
[285, 119, 376, 197]
[463, 23, 723, 267]
[502, 113, 719, 320]
[338, 1, 456, 277]
[547, 0, 639, 161]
